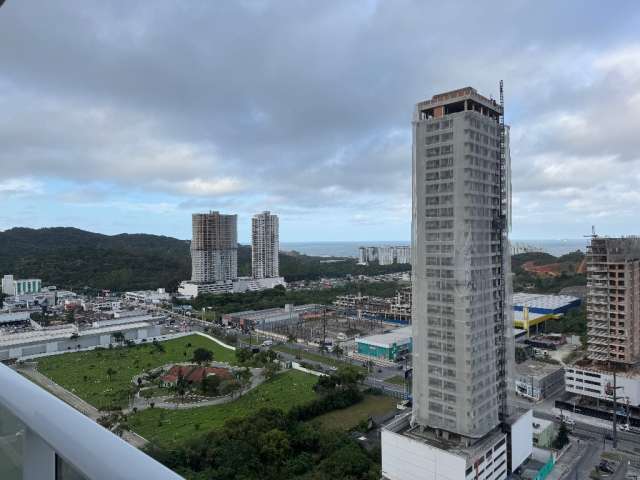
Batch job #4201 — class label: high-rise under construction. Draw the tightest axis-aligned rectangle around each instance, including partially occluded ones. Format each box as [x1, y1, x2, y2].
[587, 236, 640, 367]
[382, 86, 530, 480]
[190, 211, 238, 283]
[410, 87, 513, 439]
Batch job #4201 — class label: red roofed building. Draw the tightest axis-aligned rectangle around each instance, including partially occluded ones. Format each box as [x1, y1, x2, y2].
[160, 365, 232, 387]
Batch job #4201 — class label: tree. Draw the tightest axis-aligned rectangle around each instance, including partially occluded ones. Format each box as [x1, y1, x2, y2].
[176, 373, 188, 402]
[235, 368, 253, 395]
[152, 339, 165, 353]
[192, 348, 214, 365]
[259, 428, 290, 466]
[201, 375, 221, 397]
[112, 331, 125, 345]
[235, 347, 253, 364]
[334, 344, 344, 359]
[264, 362, 280, 380]
[106, 367, 117, 381]
[220, 379, 241, 397]
[553, 422, 570, 449]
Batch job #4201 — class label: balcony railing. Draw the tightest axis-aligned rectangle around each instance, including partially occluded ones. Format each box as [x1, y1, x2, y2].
[0, 363, 183, 480]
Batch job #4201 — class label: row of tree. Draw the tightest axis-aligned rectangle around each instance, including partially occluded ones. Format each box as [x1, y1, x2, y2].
[147, 366, 377, 480]
[188, 281, 404, 315]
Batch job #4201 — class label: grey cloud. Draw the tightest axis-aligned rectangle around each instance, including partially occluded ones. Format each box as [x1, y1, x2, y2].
[1, 0, 640, 234]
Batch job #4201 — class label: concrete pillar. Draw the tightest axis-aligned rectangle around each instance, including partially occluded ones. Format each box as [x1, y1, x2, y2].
[24, 428, 55, 480]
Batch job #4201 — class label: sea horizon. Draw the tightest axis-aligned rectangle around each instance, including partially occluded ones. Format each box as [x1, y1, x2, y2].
[280, 238, 588, 258]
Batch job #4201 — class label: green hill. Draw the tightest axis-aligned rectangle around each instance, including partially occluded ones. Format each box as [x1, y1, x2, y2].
[0, 227, 409, 292]
[0, 227, 191, 292]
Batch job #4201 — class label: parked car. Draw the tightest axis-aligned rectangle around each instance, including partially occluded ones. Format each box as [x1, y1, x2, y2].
[598, 461, 614, 474]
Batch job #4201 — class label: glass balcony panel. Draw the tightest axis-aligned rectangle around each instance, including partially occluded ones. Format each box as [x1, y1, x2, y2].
[56, 455, 89, 480]
[0, 403, 25, 480]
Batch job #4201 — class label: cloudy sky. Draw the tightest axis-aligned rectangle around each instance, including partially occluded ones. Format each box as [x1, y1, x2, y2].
[1, 1, 639, 242]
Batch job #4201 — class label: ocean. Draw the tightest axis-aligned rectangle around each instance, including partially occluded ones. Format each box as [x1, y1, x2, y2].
[280, 239, 588, 258]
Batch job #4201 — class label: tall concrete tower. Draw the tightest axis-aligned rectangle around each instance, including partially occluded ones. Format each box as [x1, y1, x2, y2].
[252, 211, 279, 279]
[382, 87, 530, 480]
[190, 211, 238, 283]
[410, 87, 513, 439]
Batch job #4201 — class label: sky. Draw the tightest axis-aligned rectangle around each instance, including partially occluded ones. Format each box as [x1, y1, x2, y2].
[1, 1, 639, 243]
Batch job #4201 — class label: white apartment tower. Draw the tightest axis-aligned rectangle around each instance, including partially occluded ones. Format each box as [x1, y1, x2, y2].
[411, 87, 513, 438]
[252, 211, 279, 279]
[190, 211, 238, 283]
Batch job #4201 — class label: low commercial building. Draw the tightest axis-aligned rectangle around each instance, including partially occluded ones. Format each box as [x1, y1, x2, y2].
[178, 276, 286, 298]
[382, 410, 532, 480]
[532, 419, 556, 449]
[512, 309, 555, 336]
[0, 311, 32, 326]
[1, 275, 42, 296]
[0, 318, 162, 361]
[124, 288, 171, 304]
[511, 293, 581, 336]
[223, 304, 322, 330]
[514, 360, 565, 401]
[356, 326, 412, 362]
[565, 363, 640, 406]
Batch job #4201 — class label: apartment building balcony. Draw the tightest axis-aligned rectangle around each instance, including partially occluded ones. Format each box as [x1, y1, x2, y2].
[588, 351, 610, 362]
[588, 337, 611, 347]
[0, 363, 182, 480]
[587, 328, 609, 337]
[588, 306, 611, 315]
[589, 320, 611, 328]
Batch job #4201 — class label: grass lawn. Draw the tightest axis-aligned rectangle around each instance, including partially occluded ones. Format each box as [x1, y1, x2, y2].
[273, 344, 366, 372]
[315, 394, 397, 431]
[384, 375, 406, 386]
[37, 334, 236, 410]
[129, 370, 318, 445]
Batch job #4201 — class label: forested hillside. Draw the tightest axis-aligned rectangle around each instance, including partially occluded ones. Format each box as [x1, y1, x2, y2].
[0, 228, 409, 292]
[0, 227, 191, 292]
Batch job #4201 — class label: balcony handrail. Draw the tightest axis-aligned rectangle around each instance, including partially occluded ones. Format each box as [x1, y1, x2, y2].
[0, 363, 183, 480]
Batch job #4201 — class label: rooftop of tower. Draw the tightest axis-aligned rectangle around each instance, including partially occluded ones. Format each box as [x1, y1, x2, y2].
[384, 412, 507, 460]
[415, 86, 502, 120]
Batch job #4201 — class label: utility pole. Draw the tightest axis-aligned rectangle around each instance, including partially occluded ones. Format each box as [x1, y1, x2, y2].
[321, 306, 327, 353]
[608, 370, 623, 449]
[613, 371, 618, 449]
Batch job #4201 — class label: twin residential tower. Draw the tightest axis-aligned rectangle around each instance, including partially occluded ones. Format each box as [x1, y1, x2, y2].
[181, 210, 283, 297]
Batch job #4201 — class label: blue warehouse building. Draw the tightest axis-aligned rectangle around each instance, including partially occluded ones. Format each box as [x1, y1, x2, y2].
[512, 293, 581, 315]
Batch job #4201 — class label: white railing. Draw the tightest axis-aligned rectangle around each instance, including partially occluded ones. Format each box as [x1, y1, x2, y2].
[0, 363, 183, 480]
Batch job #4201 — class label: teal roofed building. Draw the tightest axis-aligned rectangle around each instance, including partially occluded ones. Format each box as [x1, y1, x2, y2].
[356, 326, 412, 362]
